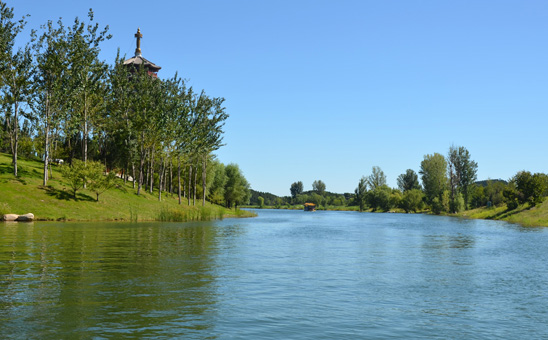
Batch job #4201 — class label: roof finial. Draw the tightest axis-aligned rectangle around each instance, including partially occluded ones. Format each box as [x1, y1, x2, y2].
[134, 28, 143, 56]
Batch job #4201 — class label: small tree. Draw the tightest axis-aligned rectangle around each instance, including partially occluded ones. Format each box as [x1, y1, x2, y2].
[258, 196, 264, 208]
[60, 159, 87, 199]
[86, 160, 118, 201]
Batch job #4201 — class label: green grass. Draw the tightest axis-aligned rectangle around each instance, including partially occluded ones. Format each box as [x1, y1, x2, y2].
[0, 153, 255, 222]
[458, 200, 548, 227]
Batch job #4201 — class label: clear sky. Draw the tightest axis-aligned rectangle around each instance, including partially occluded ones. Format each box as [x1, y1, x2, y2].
[8, 0, 548, 196]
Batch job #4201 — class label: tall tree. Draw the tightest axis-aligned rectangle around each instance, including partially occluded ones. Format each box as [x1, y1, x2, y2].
[420, 153, 448, 205]
[312, 180, 326, 195]
[0, 2, 31, 177]
[290, 181, 303, 198]
[397, 169, 421, 192]
[31, 19, 69, 186]
[367, 166, 386, 190]
[224, 163, 250, 209]
[448, 145, 478, 209]
[65, 9, 111, 165]
[354, 176, 368, 212]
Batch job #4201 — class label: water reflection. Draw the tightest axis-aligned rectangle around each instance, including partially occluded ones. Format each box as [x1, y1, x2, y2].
[0, 222, 220, 339]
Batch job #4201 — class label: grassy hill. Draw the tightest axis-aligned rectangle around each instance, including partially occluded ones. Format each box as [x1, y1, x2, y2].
[458, 200, 548, 227]
[0, 153, 254, 222]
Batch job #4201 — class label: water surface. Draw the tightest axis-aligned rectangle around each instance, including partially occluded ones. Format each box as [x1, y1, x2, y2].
[1, 210, 547, 339]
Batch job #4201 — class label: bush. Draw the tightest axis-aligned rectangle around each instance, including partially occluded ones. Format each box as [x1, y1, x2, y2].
[401, 189, 424, 213]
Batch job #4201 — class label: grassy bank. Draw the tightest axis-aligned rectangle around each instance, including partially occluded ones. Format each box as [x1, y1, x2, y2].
[0, 153, 255, 222]
[458, 200, 548, 227]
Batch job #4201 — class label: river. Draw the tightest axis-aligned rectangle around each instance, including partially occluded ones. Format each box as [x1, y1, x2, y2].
[1, 209, 547, 339]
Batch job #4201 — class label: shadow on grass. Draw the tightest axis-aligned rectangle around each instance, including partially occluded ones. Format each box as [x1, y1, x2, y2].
[0, 163, 43, 184]
[41, 185, 95, 202]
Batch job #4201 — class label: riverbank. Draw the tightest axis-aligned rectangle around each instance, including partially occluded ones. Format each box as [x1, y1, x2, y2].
[247, 201, 548, 228]
[0, 154, 255, 222]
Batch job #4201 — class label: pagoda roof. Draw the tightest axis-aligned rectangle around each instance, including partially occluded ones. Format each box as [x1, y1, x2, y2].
[123, 55, 161, 72]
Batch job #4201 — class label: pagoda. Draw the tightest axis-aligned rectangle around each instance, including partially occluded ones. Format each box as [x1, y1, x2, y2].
[123, 28, 161, 77]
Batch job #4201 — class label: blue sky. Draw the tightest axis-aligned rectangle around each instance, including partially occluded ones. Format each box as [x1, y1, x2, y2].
[9, 0, 548, 196]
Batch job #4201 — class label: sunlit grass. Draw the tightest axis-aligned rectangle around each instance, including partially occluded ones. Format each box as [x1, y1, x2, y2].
[0, 153, 255, 222]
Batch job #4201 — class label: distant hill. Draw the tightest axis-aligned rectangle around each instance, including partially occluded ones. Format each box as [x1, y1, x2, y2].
[475, 179, 508, 187]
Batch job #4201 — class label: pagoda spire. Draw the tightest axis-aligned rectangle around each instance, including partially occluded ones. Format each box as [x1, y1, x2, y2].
[134, 28, 143, 56]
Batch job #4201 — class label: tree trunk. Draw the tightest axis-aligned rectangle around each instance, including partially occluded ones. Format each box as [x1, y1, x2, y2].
[202, 154, 207, 206]
[193, 166, 197, 206]
[132, 162, 136, 189]
[149, 148, 155, 194]
[178, 156, 181, 205]
[13, 101, 18, 177]
[169, 157, 173, 196]
[82, 92, 88, 189]
[158, 156, 164, 201]
[188, 165, 192, 206]
[137, 137, 145, 195]
[43, 94, 50, 186]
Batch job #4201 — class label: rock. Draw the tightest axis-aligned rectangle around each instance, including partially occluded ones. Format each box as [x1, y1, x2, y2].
[16, 213, 35, 222]
[3, 214, 19, 221]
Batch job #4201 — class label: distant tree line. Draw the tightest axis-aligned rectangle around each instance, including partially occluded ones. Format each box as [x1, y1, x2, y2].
[250, 145, 548, 214]
[0, 2, 250, 208]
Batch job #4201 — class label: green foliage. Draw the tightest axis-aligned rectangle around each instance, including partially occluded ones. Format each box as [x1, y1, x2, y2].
[449, 192, 465, 213]
[60, 159, 87, 199]
[354, 176, 368, 212]
[431, 190, 450, 214]
[290, 181, 303, 198]
[390, 189, 403, 210]
[312, 180, 326, 195]
[512, 171, 548, 207]
[397, 169, 421, 192]
[420, 153, 448, 205]
[367, 166, 386, 190]
[367, 185, 392, 212]
[86, 161, 119, 201]
[0, 201, 12, 215]
[448, 145, 478, 210]
[257, 196, 264, 208]
[400, 189, 424, 213]
[208, 160, 227, 205]
[224, 163, 250, 208]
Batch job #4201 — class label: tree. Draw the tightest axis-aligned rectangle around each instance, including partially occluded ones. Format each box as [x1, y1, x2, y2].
[513, 171, 548, 207]
[60, 159, 87, 199]
[420, 153, 448, 206]
[86, 160, 118, 201]
[367, 166, 386, 190]
[366, 184, 392, 211]
[224, 163, 250, 209]
[354, 176, 368, 212]
[257, 196, 264, 208]
[397, 169, 421, 192]
[31, 19, 69, 186]
[65, 9, 111, 165]
[290, 181, 303, 198]
[207, 160, 226, 205]
[312, 180, 326, 195]
[448, 145, 478, 210]
[0, 2, 32, 177]
[401, 189, 424, 213]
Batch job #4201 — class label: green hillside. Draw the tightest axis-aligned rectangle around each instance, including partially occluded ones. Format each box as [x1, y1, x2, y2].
[0, 153, 254, 221]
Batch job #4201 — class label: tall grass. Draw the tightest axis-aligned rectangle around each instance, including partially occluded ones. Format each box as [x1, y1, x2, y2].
[157, 206, 225, 222]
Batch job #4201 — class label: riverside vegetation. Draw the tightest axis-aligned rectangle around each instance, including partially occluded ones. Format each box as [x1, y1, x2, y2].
[0, 153, 254, 221]
[250, 145, 548, 227]
[0, 2, 253, 220]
